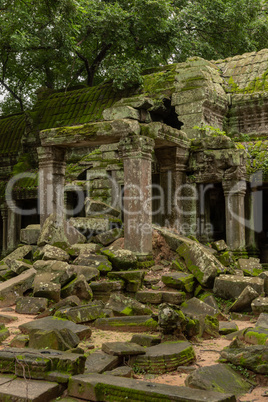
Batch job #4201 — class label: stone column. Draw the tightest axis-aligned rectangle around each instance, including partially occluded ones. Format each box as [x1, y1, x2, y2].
[119, 136, 154, 255]
[38, 146, 66, 227]
[0, 206, 7, 254]
[223, 179, 246, 254]
[7, 205, 18, 252]
[155, 146, 189, 229]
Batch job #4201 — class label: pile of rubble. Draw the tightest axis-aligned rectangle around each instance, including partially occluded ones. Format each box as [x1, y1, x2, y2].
[0, 213, 267, 400]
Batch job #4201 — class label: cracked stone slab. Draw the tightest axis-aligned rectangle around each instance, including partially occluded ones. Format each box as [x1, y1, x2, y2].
[68, 373, 236, 401]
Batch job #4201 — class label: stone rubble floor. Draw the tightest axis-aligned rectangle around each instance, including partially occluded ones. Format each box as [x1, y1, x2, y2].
[0, 306, 267, 401]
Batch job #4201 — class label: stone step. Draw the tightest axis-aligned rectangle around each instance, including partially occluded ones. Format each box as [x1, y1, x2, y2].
[0, 374, 64, 401]
[68, 373, 236, 401]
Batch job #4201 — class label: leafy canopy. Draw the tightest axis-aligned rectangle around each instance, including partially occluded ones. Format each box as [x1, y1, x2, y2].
[0, 0, 267, 114]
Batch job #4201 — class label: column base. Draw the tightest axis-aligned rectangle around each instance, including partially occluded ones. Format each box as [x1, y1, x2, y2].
[231, 249, 248, 259]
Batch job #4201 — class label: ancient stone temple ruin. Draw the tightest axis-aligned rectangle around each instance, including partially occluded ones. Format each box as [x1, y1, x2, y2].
[1, 48, 268, 259]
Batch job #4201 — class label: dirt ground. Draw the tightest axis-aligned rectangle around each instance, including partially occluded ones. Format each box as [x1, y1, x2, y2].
[0, 307, 267, 401]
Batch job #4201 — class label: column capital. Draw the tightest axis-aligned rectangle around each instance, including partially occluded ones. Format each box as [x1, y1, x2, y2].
[119, 135, 154, 160]
[222, 179, 247, 196]
[37, 146, 66, 165]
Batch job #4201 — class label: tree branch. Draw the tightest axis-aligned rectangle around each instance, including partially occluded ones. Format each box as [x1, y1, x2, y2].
[0, 78, 24, 111]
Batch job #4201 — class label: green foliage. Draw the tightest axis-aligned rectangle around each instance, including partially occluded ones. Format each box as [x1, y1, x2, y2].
[193, 124, 227, 137]
[228, 363, 256, 379]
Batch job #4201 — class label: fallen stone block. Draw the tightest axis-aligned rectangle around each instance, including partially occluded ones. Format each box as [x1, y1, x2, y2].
[177, 242, 225, 286]
[185, 363, 251, 395]
[181, 297, 218, 318]
[38, 213, 86, 246]
[252, 297, 268, 314]
[102, 342, 146, 357]
[94, 228, 123, 246]
[0, 268, 36, 307]
[39, 295, 81, 318]
[90, 280, 124, 302]
[162, 272, 195, 292]
[256, 313, 268, 328]
[61, 274, 93, 301]
[0, 347, 86, 380]
[238, 257, 263, 277]
[73, 253, 112, 273]
[69, 217, 112, 236]
[212, 240, 228, 252]
[135, 290, 162, 304]
[9, 259, 32, 275]
[94, 316, 158, 332]
[101, 248, 138, 270]
[220, 343, 268, 374]
[0, 314, 18, 324]
[105, 293, 152, 316]
[15, 296, 48, 314]
[131, 341, 195, 374]
[68, 373, 235, 401]
[70, 264, 100, 282]
[85, 197, 120, 218]
[84, 351, 120, 374]
[33, 279, 61, 302]
[71, 243, 101, 256]
[243, 326, 268, 345]
[162, 291, 186, 304]
[0, 324, 9, 343]
[219, 322, 239, 335]
[28, 327, 80, 351]
[105, 366, 133, 377]
[20, 224, 41, 245]
[41, 244, 70, 262]
[131, 334, 161, 347]
[55, 301, 111, 323]
[229, 285, 259, 312]
[9, 334, 29, 348]
[3, 245, 32, 267]
[213, 275, 264, 300]
[19, 316, 91, 341]
[107, 270, 145, 290]
[0, 374, 64, 402]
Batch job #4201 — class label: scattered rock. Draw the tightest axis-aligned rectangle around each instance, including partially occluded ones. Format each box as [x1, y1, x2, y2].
[73, 253, 112, 274]
[20, 224, 41, 245]
[94, 228, 123, 246]
[102, 342, 146, 356]
[213, 275, 264, 300]
[94, 316, 158, 332]
[243, 326, 268, 345]
[181, 297, 218, 318]
[185, 363, 251, 395]
[33, 280, 61, 302]
[55, 301, 111, 323]
[102, 248, 138, 270]
[252, 297, 268, 314]
[84, 351, 120, 374]
[15, 296, 48, 314]
[162, 272, 195, 292]
[105, 293, 152, 316]
[61, 274, 93, 301]
[220, 344, 268, 374]
[3, 245, 32, 267]
[0, 268, 36, 307]
[212, 240, 228, 252]
[19, 316, 91, 341]
[38, 214, 86, 246]
[219, 322, 239, 335]
[229, 286, 259, 312]
[28, 327, 80, 351]
[131, 334, 161, 347]
[238, 257, 263, 277]
[41, 244, 70, 262]
[105, 366, 133, 378]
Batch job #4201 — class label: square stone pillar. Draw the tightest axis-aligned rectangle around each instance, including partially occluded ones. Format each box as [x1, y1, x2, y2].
[119, 136, 154, 255]
[7, 205, 20, 252]
[38, 146, 66, 227]
[0, 206, 7, 254]
[223, 179, 246, 254]
[155, 147, 189, 229]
